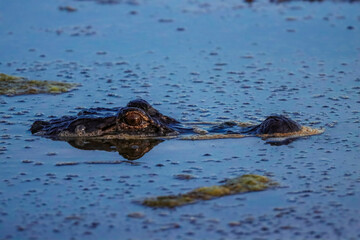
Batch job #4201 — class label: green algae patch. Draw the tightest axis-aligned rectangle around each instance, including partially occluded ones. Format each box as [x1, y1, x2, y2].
[0, 73, 78, 96]
[142, 174, 277, 208]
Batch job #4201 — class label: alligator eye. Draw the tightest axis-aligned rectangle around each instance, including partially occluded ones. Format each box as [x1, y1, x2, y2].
[125, 112, 143, 126]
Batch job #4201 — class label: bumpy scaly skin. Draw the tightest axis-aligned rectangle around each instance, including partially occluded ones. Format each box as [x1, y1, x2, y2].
[126, 99, 178, 125]
[30, 99, 302, 139]
[30, 99, 179, 138]
[246, 115, 302, 134]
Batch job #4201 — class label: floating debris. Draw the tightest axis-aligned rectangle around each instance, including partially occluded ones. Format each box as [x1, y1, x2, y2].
[21, 160, 34, 164]
[58, 6, 77, 12]
[55, 162, 79, 166]
[127, 212, 145, 219]
[0, 73, 78, 96]
[142, 174, 277, 208]
[174, 174, 197, 180]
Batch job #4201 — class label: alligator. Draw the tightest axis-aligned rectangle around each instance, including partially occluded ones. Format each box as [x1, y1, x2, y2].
[31, 99, 323, 159]
[30, 99, 308, 139]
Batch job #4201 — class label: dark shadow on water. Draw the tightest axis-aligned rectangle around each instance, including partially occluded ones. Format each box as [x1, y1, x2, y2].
[67, 138, 164, 160]
[265, 137, 299, 146]
[62, 133, 301, 161]
[58, 132, 301, 162]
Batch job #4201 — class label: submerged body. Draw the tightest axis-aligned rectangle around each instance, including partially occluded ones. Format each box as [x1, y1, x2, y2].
[31, 99, 317, 141]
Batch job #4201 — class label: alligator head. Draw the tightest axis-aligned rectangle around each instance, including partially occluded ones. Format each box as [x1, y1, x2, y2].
[30, 99, 179, 138]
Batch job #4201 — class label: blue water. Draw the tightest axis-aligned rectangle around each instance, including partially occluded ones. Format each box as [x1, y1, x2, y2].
[0, 0, 359, 239]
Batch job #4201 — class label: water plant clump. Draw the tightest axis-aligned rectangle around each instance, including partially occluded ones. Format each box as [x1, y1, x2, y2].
[0, 73, 78, 96]
[142, 174, 277, 208]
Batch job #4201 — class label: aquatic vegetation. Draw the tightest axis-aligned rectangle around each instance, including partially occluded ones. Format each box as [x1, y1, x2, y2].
[142, 174, 277, 208]
[0, 73, 77, 96]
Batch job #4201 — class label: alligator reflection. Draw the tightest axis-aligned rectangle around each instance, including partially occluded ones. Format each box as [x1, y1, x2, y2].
[64, 134, 301, 161]
[67, 138, 163, 160]
[265, 137, 298, 146]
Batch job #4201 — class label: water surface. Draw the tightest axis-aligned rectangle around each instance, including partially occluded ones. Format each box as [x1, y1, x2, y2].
[0, 0, 359, 239]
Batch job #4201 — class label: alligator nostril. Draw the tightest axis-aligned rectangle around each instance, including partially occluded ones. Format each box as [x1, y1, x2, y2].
[125, 112, 142, 126]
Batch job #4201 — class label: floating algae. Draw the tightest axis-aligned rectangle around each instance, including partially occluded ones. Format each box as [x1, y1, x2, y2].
[0, 73, 78, 96]
[142, 174, 277, 208]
